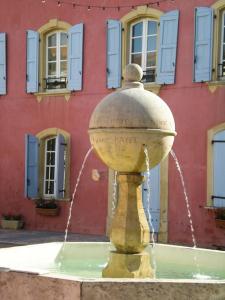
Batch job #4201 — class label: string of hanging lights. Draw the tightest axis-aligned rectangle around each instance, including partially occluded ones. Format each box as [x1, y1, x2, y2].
[41, 0, 175, 10]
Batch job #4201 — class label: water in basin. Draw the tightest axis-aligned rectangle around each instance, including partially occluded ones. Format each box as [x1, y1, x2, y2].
[0, 242, 224, 280]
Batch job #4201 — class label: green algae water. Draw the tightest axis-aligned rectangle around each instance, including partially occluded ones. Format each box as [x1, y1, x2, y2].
[0, 242, 224, 280]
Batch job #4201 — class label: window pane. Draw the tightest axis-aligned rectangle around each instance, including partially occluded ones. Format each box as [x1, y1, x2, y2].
[48, 34, 56, 47]
[48, 48, 56, 62]
[47, 138, 56, 151]
[45, 181, 49, 194]
[148, 21, 157, 35]
[60, 62, 67, 76]
[132, 22, 143, 37]
[47, 152, 51, 165]
[147, 52, 156, 67]
[60, 47, 67, 60]
[147, 36, 157, 52]
[132, 38, 142, 53]
[50, 153, 55, 165]
[50, 167, 55, 180]
[60, 32, 67, 46]
[131, 53, 142, 66]
[49, 181, 54, 194]
[48, 63, 56, 76]
[46, 167, 49, 179]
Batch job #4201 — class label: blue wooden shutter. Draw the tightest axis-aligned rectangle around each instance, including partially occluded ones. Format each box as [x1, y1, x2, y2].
[142, 165, 160, 233]
[213, 130, 225, 208]
[26, 30, 39, 93]
[0, 33, 6, 95]
[67, 23, 84, 91]
[25, 134, 39, 198]
[106, 19, 122, 88]
[55, 134, 66, 199]
[193, 7, 213, 82]
[156, 10, 179, 84]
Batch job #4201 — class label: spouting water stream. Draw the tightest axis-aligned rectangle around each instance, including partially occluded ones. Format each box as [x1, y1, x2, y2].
[170, 149, 203, 277]
[63, 146, 93, 244]
[143, 146, 157, 278]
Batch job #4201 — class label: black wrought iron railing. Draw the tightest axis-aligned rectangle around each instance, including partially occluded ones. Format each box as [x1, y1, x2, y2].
[218, 62, 225, 79]
[44, 77, 67, 90]
[141, 69, 156, 83]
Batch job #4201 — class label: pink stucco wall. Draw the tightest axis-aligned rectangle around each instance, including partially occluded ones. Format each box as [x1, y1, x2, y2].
[0, 0, 224, 248]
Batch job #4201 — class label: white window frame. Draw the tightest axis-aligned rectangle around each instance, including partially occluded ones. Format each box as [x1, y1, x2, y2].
[43, 136, 58, 198]
[220, 11, 225, 79]
[46, 31, 68, 80]
[129, 19, 158, 77]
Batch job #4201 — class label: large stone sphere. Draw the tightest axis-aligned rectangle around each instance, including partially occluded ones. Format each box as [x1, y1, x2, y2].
[89, 64, 176, 172]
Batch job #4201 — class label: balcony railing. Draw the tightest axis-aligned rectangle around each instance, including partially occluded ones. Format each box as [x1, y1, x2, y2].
[44, 77, 67, 90]
[218, 62, 225, 79]
[141, 69, 156, 83]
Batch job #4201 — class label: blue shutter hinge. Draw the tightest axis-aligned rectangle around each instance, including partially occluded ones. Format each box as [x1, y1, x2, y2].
[60, 143, 67, 146]
[212, 68, 215, 72]
[39, 38, 41, 43]
[106, 68, 110, 74]
[26, 74, 28, 81]
[214, 14, 217, 19]
[211, 195, 225, 200]
[59, 189, 66, 192]
[122, 28, 125, 32]
[212, 140, 225, 144]
[194, 56, 197, 64]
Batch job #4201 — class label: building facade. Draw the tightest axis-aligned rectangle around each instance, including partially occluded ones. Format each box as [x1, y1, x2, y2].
[0, 0, 225, 248]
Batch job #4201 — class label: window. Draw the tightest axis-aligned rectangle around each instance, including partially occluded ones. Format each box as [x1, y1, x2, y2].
[25, 129, 70, 200]
[130, 20, 158, 83]
[195, 2, 225, 85]
[26, 19, 84, 95]
[207, 123, 225, 208]
[106, 7, 179, 91]
[45, 31, 68, 90]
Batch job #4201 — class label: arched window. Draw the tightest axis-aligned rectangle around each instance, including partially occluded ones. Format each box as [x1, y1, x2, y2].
[25, 128, 70, 200]
[26, 19, 84, 97]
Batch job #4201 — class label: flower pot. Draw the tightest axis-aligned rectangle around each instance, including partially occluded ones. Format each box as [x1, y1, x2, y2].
[1, 219, 24, 230]
[215, 218, 225, 229]
[36, 207, 59, 216]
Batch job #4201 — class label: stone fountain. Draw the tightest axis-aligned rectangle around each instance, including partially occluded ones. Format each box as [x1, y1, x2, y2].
[88, 64, 176, 278]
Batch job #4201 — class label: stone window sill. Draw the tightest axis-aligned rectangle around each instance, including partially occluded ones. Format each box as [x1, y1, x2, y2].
[34, 89, 71, 102]
[143, 83, 161, 94]
[207, 80, 225, 93]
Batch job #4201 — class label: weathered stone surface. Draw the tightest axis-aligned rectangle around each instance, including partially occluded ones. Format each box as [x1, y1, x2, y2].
[82, 281, 225, 300]
[0, 271, 80, 300]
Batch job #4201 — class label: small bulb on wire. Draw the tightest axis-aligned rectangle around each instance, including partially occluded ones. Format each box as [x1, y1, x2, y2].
[102, 6, 105, 10]
[87, 5, 91, 11]
[41, 0, 46, 3]
[157, 1, 160, 6]
[57, 0, 61, 7]
[72, 3, 75, 8]
[117, 6, 120, 11]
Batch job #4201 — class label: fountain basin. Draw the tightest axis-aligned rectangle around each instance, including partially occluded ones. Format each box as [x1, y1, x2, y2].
[0, 242, 224, 299]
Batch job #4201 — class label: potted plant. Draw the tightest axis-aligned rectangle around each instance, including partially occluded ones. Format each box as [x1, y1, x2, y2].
[215, 208, 225, 229]
[35, 199, 59, 216]
[1, 214, 24, 230]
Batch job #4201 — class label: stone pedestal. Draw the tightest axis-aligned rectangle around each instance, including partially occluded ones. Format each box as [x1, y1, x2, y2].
[102, 173, 153, 278]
